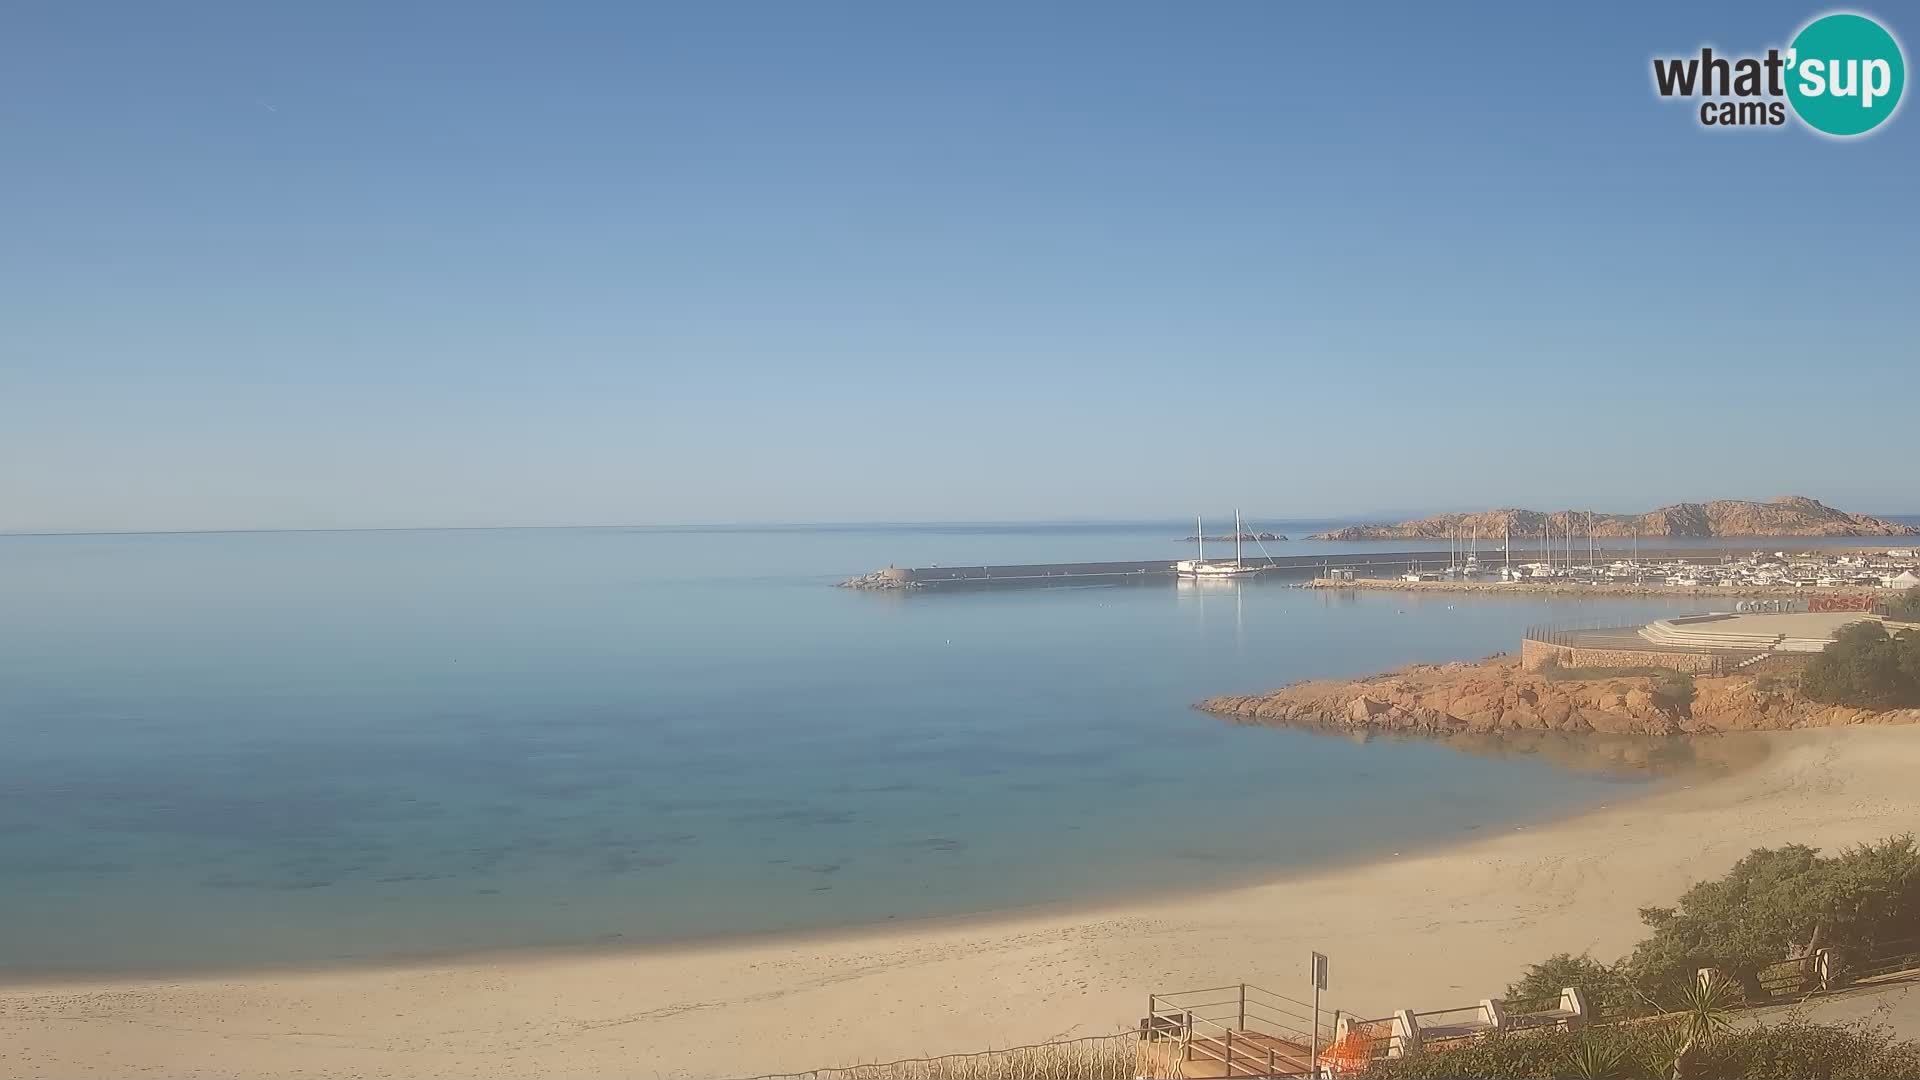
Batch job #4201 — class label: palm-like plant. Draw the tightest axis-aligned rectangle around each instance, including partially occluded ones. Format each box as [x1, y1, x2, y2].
[1564, 1038, 1629, 1080]
[1664, 972, 1738, 1080]
[1675, 972, 1737, 1044]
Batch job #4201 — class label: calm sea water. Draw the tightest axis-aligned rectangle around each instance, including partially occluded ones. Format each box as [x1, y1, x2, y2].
[0, 522, 1904, 975]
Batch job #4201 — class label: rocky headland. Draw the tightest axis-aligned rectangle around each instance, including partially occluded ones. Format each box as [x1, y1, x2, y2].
[836, 567, 920, 590]
[1311, 496, 1917, 541]
[1197, 655, 1920, 739]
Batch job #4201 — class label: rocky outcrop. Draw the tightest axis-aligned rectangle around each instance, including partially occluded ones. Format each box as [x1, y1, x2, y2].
[1197, 656, 1920, 739]
[837, 568, 921, 590]
[1310, 496, 1917, 541]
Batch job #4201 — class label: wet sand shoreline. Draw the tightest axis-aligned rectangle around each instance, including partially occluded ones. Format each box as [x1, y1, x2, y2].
[8, 727, 1916, 1079]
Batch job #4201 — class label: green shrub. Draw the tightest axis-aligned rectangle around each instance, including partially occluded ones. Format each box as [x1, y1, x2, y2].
[1709, 1017, 1920, 1079]
[1504, 953, 1639, 1019]
[1358, 1025, 1634, 1079]
[1884, 585, 1920, 622]
[796, 1034, 1137, 1080]
[1800, 622, 1920, 709]
[1650, 671, 1697, 714]
[1399, 834, 1920, 1079]
[1496, 836, 1920, 1014]
[1624, 835, 1920, 1004]
[1361, 1020, 1920, 1080]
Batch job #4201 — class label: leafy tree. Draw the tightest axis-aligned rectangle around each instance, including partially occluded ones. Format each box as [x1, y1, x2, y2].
[1504, 953, 1634, 1017]
[1418, 835, 1920, 1079]
[1799, 623, 1920, 709]
[1623, 836, 1920, 1003]
[1885, 585, 1920, 622]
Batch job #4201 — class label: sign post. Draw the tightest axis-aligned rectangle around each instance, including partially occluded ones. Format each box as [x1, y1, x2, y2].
[1311, 952, 1329, 1078]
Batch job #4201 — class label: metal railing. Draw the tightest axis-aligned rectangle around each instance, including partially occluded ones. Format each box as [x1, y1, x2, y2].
[1736, 937, 1920, 1007]
[1142, 936, 1920, 1077]
[1500, 993, 1568, 1023]
[1411, 1004, 1488, 1026]
[1141, 983, 1332, 1078]
[1326, 1016, 1401, 1070]
[1835, 936, 1920, 987]
[1755, 955, 1824, 1003]
[743, 934, 1920, 1080]
[1409, 1004, 1497, 1054]
[1522, 616, 1656, 647]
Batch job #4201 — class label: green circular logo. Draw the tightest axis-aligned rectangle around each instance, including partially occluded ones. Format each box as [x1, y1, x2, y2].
[1786, 13, 1905, 136]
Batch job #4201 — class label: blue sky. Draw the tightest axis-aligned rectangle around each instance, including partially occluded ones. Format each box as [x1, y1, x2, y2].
[3, 1, 1914, 531]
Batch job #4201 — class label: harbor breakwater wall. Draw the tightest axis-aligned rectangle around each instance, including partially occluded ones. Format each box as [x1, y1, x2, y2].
[839, 548, 1735, 591]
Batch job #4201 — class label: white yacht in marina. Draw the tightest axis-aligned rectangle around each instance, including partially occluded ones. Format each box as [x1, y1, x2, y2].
[1176, 510, 1262, 578]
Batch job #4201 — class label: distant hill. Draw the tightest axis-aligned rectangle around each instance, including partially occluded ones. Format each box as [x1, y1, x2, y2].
[1311, 496, 1919, 541]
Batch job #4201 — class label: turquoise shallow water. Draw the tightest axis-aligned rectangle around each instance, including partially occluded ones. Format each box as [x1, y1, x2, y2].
[0, 524, 1832, 974]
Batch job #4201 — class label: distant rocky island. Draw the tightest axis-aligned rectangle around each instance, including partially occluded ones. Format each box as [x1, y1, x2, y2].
[1311, 496, 1916, 541]
[1181, 531, 1286, 543]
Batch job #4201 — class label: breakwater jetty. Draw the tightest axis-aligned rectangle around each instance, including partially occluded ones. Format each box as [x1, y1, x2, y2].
[841, 551, 1464, 591]
[838, 549, 1732, 591]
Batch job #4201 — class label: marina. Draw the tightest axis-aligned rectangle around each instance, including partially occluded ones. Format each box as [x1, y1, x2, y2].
[839, 549, 1489, 590]
[840, 545, 1920, 593]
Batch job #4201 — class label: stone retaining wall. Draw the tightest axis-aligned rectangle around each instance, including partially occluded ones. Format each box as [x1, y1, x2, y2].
[1520, 638, 1725, 675]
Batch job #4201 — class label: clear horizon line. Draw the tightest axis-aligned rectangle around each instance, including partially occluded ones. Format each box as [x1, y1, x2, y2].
[5, 508, 1918, 541]
[0, 516, 1345, 539]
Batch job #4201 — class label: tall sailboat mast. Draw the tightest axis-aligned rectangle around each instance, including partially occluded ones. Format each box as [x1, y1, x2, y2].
[1235, 509, 1243, 568]
[1197, 514, 1204, 564]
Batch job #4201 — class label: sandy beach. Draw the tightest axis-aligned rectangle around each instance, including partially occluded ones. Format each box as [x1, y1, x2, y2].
[3, 726, 1916, 1079]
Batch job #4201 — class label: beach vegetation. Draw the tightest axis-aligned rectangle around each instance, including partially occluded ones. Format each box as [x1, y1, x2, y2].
[1504, 952, 1635, 1018]
[754, 1032, 1137, 1080]
[1624, 835, 1920, 1004]
[1471, 836, 1920, 1037]
[1884, 585, 1920, 622]
[1649, 671, 1696, 714]
[1799, 622, 1920, 708]
[1360, 1017, 1920, 1079]
[1563, 1036, 1629, 1079]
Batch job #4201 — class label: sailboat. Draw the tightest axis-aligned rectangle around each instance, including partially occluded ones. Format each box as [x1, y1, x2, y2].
[1177, 510, 1262, 578]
